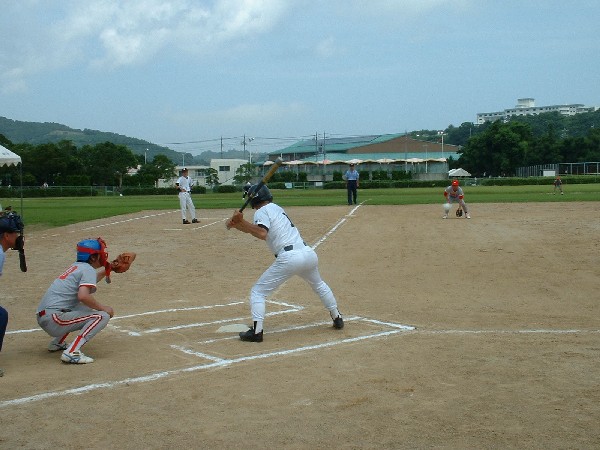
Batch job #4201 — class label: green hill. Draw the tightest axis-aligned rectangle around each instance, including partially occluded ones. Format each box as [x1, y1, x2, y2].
[0, 116, 200, 164]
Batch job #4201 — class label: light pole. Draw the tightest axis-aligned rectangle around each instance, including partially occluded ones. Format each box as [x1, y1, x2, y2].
[144, 148, 148, 164]
[437, 131, 445, 159]
[241, 135, 254, 162]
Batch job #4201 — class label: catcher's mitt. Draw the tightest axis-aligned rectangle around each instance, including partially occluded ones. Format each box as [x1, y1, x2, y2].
[456, 208, 463, 217]
[111, 252, 136, 273]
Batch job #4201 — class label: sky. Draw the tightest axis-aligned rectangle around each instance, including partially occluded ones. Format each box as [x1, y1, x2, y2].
[1, 0, 599, 156]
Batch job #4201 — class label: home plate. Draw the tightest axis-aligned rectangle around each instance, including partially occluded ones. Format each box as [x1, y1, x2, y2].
[217, 324, 250, 333]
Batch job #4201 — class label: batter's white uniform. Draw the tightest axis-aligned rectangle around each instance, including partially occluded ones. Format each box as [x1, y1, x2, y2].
[176, 174, 197, 221]
[250, 202, 339, 329]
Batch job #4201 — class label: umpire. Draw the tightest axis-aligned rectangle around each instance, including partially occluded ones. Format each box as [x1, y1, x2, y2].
[343, 163, 360, 205]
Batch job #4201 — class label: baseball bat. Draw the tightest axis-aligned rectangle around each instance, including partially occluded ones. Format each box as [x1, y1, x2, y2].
[16, 235, 27, 272]
[239, 157, 283, 212]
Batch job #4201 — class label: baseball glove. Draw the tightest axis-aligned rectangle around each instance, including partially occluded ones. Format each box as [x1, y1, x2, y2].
[111, 252, 136, 273]
[456, 208, 463, 217]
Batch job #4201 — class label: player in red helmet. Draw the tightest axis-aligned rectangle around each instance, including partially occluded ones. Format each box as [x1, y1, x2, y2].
[443, 179, 471, 219]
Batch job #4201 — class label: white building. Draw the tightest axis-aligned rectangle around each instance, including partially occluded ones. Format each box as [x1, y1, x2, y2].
[477, 98, 597, 124]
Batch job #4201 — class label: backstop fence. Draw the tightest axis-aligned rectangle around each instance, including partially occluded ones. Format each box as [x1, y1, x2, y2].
[516, 162, 600, 178]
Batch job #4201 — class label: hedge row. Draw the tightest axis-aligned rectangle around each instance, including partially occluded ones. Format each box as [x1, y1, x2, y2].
[1, 176, 598, 198]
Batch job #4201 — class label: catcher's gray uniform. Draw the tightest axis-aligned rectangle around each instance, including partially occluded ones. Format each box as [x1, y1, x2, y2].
[36, 262, 110, 354]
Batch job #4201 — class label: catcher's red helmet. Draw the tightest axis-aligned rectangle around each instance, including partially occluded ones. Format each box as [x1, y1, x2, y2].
[452, 180, 459, 186]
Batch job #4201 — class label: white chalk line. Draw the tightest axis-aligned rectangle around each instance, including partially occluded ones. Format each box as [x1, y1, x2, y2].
[311, 203, 361, 250]
[6, 300, 295, 336]
[164, 217, 228, 231]
[420, 329, 600, 335]
[0, 316, 413, 408]
[81, 211, 177, 230]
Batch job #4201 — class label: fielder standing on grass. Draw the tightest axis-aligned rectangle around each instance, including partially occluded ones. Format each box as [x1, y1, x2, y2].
[176, 168, 199, 224]
[553, 176, 564, 195]
[443, 179, 471, 219]
[226, 184, 344, 342]
[0, 212, 26, 377]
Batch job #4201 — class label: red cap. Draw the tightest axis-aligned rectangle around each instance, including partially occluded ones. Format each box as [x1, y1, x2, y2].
[452, 180, 459, 186]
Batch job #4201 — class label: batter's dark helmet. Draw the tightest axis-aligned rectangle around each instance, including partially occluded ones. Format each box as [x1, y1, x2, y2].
[247, 184, 273, 208]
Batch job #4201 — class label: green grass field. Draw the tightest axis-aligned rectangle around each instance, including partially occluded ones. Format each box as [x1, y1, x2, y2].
[3, 183, 599, 229]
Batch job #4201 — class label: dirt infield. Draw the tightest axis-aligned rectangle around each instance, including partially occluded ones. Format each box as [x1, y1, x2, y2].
[1, 202, 599, 449]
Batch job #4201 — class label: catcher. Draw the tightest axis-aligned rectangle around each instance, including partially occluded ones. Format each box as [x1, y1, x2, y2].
[443, 179, 471, 219]
[36, 238, 135, 364]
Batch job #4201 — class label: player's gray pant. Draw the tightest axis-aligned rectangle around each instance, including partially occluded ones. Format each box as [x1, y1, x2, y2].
[179, 192, 196, 220]
[37, 306, 110, 343]
[250, 246, 338, 322]
[448, 197, 468, 213]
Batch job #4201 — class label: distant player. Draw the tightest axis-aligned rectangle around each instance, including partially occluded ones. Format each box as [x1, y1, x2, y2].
[443, 180, 470, 219]
[553, 176, 564, 195]
[176, 168, 199, 224]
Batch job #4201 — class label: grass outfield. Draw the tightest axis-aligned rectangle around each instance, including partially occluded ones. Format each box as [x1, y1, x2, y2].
[3, 183, 599, 229]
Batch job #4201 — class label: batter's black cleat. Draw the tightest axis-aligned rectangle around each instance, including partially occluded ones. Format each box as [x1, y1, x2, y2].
[183, 219, 191, 224]
[240, 328, 263, 342]
[192, 218, 199, 223]
[333, 315, 344, 329]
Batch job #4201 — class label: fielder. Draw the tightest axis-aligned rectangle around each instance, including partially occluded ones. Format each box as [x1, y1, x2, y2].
[36, 238, 116, 364]
[443, 180, 471, 219]
[176, 168, 199, 224]
[226, 184, 344, 342]
[553, 176, 564, 195]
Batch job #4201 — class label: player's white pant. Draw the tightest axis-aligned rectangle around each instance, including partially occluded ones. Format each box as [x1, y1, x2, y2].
[178, 192, 196, 220]
[249, 246, 338, 322]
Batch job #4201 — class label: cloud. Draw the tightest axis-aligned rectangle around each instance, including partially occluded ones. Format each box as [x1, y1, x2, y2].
[344, 0, 470, 17]
[165, 101, 308, 129]
[0, 0, 289, 87]
[315, 37, 341, 59]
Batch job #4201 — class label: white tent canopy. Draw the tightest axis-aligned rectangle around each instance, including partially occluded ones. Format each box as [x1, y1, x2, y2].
[448, 167, 471, 177]
[0, 144, 22, 166]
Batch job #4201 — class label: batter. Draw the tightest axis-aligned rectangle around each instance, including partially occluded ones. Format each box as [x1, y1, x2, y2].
[226, 184, 343, 342]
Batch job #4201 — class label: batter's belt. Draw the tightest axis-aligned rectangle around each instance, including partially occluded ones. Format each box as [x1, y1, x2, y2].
[275, 242, 308, 258]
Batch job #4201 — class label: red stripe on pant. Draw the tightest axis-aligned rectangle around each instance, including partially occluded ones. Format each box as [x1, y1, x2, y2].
[51, 312, 105, 340]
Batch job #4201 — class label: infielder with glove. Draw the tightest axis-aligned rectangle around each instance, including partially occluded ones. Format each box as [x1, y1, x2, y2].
[226, 184, 344, 342]
[443, 179, 471, 219]
[36, 238, 135, 364]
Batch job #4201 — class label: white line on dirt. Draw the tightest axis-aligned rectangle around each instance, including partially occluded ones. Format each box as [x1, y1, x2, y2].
[311, 204, 361, 250]
[0, 316, 412, 408]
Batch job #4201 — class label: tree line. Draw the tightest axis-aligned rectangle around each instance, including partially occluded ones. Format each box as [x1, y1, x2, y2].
[0, 136, 176, 187]
[2, 109, 600, 186]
